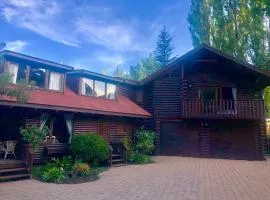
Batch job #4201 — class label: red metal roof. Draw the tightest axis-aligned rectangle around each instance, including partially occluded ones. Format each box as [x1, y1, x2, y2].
[1, 87, 151, 118]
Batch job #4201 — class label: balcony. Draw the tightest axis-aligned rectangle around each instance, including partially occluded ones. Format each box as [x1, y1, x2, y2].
[182, 99, 265, 119]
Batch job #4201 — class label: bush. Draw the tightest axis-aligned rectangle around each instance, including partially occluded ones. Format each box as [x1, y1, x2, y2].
[20, 126, 49, 150]
[129, 152, 152, 164]
[121, 137, 133, 157]
[134, 128, 156, 155]
[51, 156, 73, 172]
[73, 163, 90, 177]
[41, 166, 65, 183]
[71, 133, 109, 165]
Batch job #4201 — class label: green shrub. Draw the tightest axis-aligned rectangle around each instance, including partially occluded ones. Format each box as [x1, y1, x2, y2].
[134, 128, 156, 155]
[41, 166, 65, 183]
[51, 156, 73, 172]
[73, 163, 90, 176]
[20, 126, 49, 150]
[129, 152, 152, 164]
[71, 133, 109, 164]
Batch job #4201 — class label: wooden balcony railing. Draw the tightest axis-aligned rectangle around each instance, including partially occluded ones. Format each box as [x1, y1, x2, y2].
[182, 99, 265, 119]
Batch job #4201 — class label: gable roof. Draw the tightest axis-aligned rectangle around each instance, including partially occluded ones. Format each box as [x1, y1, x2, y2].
[140, 44, 270, 85]
[0, 87, 151, 118]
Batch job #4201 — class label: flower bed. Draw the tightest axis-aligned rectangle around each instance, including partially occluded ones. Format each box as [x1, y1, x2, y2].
[32, 157, 107, 184]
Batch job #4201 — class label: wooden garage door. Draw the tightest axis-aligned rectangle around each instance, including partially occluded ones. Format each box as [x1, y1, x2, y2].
[160, 122, 199, 156]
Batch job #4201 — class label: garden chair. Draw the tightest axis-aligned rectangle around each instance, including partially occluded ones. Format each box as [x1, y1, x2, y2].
[3, 140, 17, 160]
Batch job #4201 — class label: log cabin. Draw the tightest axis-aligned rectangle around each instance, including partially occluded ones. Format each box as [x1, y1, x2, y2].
[0, 44, 269, 180]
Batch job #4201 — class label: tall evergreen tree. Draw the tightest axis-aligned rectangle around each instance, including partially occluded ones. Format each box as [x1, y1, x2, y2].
[154, 26, 174, 66]
[112, 65, 129, 79]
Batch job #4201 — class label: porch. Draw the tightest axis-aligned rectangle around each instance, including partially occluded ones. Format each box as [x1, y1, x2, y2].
[182, 99, 265, 119]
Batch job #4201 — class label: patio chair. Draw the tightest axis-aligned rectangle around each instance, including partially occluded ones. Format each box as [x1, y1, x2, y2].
[3, 140, 17, 160]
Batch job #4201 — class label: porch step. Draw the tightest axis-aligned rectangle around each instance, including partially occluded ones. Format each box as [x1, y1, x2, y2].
[112, 159, 124, 163]
[112, 154, 121, 157]
[0, 167, 28, 174]
[0, 173, 31, 182]
[111, 163, 127, 167]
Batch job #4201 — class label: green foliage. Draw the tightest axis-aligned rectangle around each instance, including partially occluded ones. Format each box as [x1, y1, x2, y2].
[112, 65, 129, 79]
[188, 0, 270, 70]
[41, 166, 65, 183]
[134, 128, 156, 155]
[154, 25, 174, 66]
[73, 162, 90, 177]
[71, 133, 109, 164]
[129, 54, 160, 81]
[20, 126, 49, 150]
[0, 73, 35, 103]
[51, 156, 73, 172]
[121, 136, 133, 157]
[129, 152, 152, 164]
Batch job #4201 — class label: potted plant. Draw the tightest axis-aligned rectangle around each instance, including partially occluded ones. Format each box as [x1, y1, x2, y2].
[20, 126, 49, 151]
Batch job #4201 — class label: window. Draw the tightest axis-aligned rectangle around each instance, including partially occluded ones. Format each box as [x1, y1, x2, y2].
[81, 78, 94, 96]
[16, 65, 27, 82]
[29, 67, 46, 88]
[94, 80, 105, 97]
[49, 72, 62, 91]
[4, 61, 18, 84]
[106, 83, 116, 99]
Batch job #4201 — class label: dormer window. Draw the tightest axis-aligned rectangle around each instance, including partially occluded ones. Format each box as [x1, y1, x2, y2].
[4, 61, 19, 84]
[81, 78, 94, 96]
[4, 60, 64, 92]
[94, 80, 105, 97]
[80, 77, 117, 100]
[49, 72, 63, 91]
[29, 67, 46, 88]
[106, 83, 116, 99]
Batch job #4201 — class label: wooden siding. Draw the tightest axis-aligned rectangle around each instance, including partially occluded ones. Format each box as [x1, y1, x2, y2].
[73, 117, 135, 143]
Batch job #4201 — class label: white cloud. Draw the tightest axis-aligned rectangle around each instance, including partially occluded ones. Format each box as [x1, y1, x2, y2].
[0, 0, 79, 47]
[5, 40, 28, 52]
[0, 1, 151, 52]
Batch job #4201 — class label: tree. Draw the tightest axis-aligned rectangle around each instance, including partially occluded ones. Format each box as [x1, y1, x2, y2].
[188, 0, 270, 69]
[0, 42, 34, 103]
[129, 54, 160, 81]
[154, 26, 174, 66]
[112, 65, 129, 79]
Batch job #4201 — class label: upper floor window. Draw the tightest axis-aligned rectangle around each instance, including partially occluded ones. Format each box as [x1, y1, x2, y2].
[106, 83, 116, 99]
[4, 60, 64, 91]
[49, 72, 62, 91]
[198, 87, 237, 101]
[4, 61, 19, 84]
[29, 67, 46, 88]
[80, 77, 117, 100]
[81, 78, 94, 96]
[94, 80, 106, 97]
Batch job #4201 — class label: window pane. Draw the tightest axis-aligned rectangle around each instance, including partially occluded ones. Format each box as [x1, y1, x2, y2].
[94, 81, 105, 97]
[29, 67, 46, 88]
[4, 61, 18, 84]
[106, 83, 116, 99]
[16, 65, 27, 82]
[49, 72, 62, 91]
[81, 78, 93, 96]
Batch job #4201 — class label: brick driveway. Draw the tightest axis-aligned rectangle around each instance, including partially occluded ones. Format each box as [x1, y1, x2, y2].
[1, 156, 270, 200]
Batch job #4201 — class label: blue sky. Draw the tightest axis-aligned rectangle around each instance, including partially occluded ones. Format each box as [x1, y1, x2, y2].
[0, 0, 192, 75]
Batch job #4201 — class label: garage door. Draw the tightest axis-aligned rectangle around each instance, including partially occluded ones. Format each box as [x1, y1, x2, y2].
[160, 122, 199, 156]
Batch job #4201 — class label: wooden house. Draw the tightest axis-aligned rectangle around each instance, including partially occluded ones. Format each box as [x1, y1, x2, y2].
[0, 44, 269, 180]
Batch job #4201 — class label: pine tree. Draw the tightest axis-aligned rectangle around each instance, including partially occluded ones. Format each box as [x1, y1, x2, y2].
[154, 26, 174, 66]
